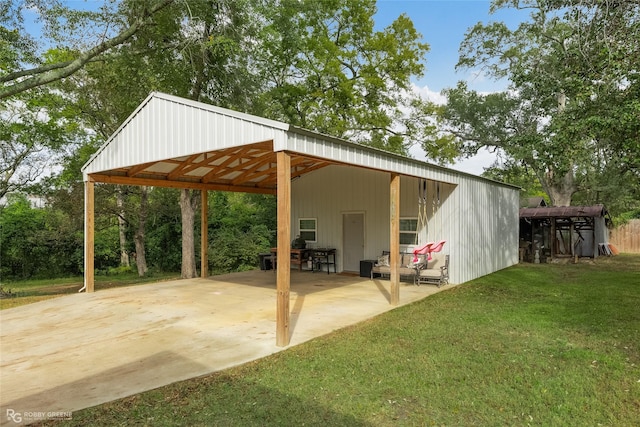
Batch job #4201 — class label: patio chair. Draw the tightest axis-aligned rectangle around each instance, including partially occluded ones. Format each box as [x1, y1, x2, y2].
[415, 254, 449, 287]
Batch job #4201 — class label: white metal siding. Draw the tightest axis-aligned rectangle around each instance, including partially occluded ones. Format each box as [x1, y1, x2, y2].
[441, 178, 519, 283]
[85, 92, 520, 203]
[292, 166, 403, 271]
[83, 93, 288, 177]
[292, 165, 519, 283]
[285, 130, 460, 186]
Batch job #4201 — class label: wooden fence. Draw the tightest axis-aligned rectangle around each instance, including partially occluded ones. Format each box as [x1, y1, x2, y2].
[610, 219, 640, 253]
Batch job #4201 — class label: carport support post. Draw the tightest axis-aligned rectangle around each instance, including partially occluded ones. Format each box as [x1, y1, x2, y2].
[201, 190, 208, 278]
[390, 173, 400, 305]
[84, 180, 95, 293]
[276, 151, 291, 347]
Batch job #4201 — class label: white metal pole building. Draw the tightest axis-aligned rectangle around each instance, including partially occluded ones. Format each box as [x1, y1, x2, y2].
[82, 92, 521, 346]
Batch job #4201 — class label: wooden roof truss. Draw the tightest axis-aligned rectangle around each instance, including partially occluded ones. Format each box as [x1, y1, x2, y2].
[88, 141, 335, 194]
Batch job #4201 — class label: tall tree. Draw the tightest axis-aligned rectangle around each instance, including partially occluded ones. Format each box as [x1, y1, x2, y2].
[45, 0, 263, 279]
[133, 186, 149, 276]
[256, 0, 443, 158]
[438, 0, 640, 207]
[116, 188, 130, 267]
[0, 0, 175, 206]
[179, 189, 198, 278]
[174, 0, 263, 278]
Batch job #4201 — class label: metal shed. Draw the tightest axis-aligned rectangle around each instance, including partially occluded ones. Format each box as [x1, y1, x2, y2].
[82, 92, 521, 346]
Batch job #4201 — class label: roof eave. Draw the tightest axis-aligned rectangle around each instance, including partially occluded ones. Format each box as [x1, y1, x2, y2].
[287, 125, 521, 190]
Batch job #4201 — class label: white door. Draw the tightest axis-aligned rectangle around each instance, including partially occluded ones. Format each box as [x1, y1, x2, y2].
[343, 213, 365, 272]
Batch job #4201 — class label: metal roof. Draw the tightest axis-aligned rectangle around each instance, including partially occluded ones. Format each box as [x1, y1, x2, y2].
[519, 205, 608, 218]
[82, 92, 520, 193]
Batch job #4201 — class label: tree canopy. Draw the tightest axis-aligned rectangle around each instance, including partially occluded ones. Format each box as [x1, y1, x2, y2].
[0, 0, 175, 99]
[256, 0, 436, 156]
[437, 0, 640, 208]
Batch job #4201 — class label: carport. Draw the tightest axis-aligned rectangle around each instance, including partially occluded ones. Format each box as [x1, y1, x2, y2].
[82, 92, 520, 347]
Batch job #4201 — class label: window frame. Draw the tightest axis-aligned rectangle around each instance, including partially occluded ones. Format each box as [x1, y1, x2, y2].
[298, 217, 317, 243]
[399, 217, 418, 246]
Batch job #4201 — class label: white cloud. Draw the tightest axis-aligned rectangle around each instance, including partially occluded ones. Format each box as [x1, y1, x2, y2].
[408, 144, 497, 176]
[449, 149, 500, 175]
[411, 83, 447, 105]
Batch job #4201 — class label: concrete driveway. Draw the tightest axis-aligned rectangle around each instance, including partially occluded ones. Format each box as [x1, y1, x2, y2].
[0, 271, 449, 425]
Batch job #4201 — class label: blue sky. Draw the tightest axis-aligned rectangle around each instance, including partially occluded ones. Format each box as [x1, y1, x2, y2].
[373, 0, 532, 173]
[374, 0, 529, 94]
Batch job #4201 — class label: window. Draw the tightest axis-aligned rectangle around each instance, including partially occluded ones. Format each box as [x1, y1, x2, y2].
[299, 218, 317, 242]
[399, 218, 418, 245]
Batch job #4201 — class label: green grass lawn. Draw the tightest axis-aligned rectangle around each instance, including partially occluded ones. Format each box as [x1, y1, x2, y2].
[34, 255, 640, 426]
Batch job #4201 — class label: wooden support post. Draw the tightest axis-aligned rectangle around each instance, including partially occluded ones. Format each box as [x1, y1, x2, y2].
[550, 219, 556, 261]
[531, 221, 535, 262]
[200, 190, 208, 278]
[570, 220, 576, 262]
[276, 151, 291, 347]
[591, 218, 597, 258]
[389, 173, 400, 306]
[84, 180, 95, 293]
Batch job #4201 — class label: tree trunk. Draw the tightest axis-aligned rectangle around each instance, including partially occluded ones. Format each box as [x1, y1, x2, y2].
[134, 186, 149, 277]
[540, 167, 576, 207]
[542, 91, 575, 206]
[116, 187, 130, 267]
[180, 189, 198, 278]
[180, 19, 211, 278]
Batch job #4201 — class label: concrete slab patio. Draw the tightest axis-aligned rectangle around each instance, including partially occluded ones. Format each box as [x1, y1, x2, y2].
[0, 270, 452, 425]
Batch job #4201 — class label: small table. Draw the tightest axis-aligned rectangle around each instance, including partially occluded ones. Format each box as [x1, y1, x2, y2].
[309, 248, 337, 274]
